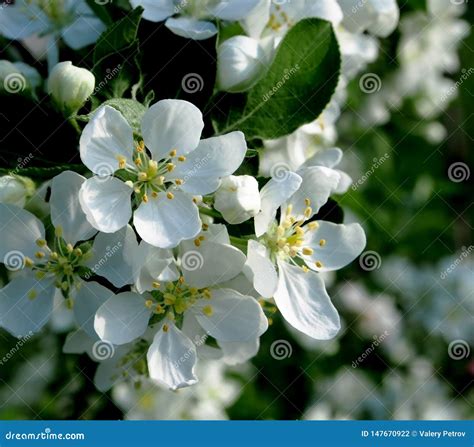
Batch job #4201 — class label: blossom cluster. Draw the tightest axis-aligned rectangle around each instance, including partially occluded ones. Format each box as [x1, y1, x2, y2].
[0, 0, 406, 393]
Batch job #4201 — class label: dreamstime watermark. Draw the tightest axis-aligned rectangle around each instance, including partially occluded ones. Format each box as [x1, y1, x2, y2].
[0, 331, 33, 366]
[5, 428, 85, 441]
[447, 162, 470, 183]
[181, 250, 204, 272]
[359, 73, 382, 94]
[352, 153, 390, 190]
[92, 340, 115, 360]
[359, 250, 382, 271]
[3, 72, 26, 93]
[173, 333, 209, 369]
[440, 67, 473, 103]
[440, 245, 474, 279]
[181, 73, 204, 94]
[84, 242, 122, 279]
[0, 153, 35, 185]
[270, 339, 293, 360]
[352, 331, 390, 368]
[3, 250, 25, 271]
[270, 162, 292, 182]
[262, 64, 300, 102]
[448, 339, 470, 360]
[91, 64, 122, 97]
[181, 152, 212, 184]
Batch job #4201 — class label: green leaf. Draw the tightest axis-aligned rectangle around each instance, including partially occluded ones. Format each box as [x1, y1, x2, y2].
[77, 98, 147, 134]
[85, 0, 113, 26]
[212, 18, 341, 140]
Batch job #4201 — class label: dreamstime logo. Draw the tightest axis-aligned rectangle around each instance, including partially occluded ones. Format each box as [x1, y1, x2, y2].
[92, 340, 115, 360]
[270, 339, 292, 360]
[440, 245, 473, 279]
[270, 162, 292, 182]
[359, 250, 382, 271]
[448, 339, 470, 360]
[181, 73, 204, 94]
[94, 162, 115, 181]
[181, 250, 204, 271]
[84, 242, 123, 279]
[3, 73, 26, 93]
[352, 153, 390, 190]
[447, 162, 470, 183]
[3, 250, 25, 271]
[0, 331, 33, 366]
[91, 64, 122, 97]
[359, 73, 382, 94]
[262, 64, 300, 102]
[352, 331, 390, 368]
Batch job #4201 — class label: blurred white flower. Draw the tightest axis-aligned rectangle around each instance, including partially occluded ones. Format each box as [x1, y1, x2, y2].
[0, 175, 35, 207]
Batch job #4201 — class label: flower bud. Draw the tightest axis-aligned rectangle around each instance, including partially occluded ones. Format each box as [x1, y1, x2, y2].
[217, 36, 268, 92]
[214, 175, 261, 224]
[0, 175, 35, 207]
[47, 61, 95, 115]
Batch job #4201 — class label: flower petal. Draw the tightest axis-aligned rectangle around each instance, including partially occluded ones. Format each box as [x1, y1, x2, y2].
[87, 225, 139, 287]
[254, 172, 302, 237]
[180, 240, 246, 289]
[304, 147, 343, 169]
[193, 289, 268, 342]
[0, 276, 54, 337]
[274, 260, 340, 340]
[50, 171, 97, 244]
[130, 0, 175, 21]
[0, 1, 49, 40]
[61, 14, 106, 49]
[94, 292, 151, 345]
[172, 132, 247, 196]
[79, 105, 134, 175]
[244, 240, 278, 298]
[165, 17, 217, 40]
[133, 190, 201, 248]
[74, 281, 114, 339]
[286, 166, 340, 221]
[303, 222, 366, 272]
[218, 338, 260, 365]
[141, 99, 204, 160]
[79, 176, 133, 233]
[210, 0, 260, 20]
[147, 323, 198, 390]
[0, 204, 45, 268]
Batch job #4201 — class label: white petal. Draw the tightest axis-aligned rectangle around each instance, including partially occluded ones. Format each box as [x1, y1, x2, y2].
[304, 0, 343, 24]
[141, 99, 203, 161]
[254, 172, 302, 237]
[0, 276, 54, 337]
[133, 242, 176, 293]
[286, 166, 340, 221]
[63, 329, 96, 354]
[79, 176, 133, 233]
[133, 190, 201, 248]
[193, 289, 268, 342]
[218, 338, 260, 365]
[130, 0, 175, 21]
[94, 292, 151, 345]
[0, 204, 44, 268]
[147, 323, 198, 390]
[172, 132, 247, 196]
[0, 2, 49, 40]
[240, 0, 270, 38]
[87, 225, 139, 287]
[304, 147, 343, 169]
[244, 240, 278, 298]
[180, 241, 246, 289]
[50, 171, 96, 244]
[303, 222, 366, 272]
[79, 105, 134, 175]
[61, 15, 106, 49]
[74, 281, 114, 339]
[93, 345, 135, 392]
[334, 169, 352, 194]
[165, 17, 217, 40]
[210, 0, 260, 20]
[274, 260, 340, 340]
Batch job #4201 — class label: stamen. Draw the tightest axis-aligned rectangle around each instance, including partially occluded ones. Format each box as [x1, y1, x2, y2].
[166, 192, 174, 200]
[319, 239, 326, 247]
[202, 305, 213, 317]
[302, 247, 313, 256]
[315, 261, 323, 268]
[169, 149, 177, 157]
[166, 163, 175, 172]
[152, 281, 161, 289]
[117, 155, 126, 169]
[178, 155, 186, 162]
[138, 172, 148, 181]
[163, 324, 169, 332]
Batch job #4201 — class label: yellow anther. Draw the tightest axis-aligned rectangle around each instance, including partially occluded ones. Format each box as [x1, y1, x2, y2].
[295, 227, 304, 237]
[305, 198, 311, 206]
[138, 140, 145, 151]
[202, 223, 209, 230]
[117, 155, 126, 169]
[35, 251, 45, 259]
[134, 187, 141, 194]
[169, 149, 177, 157]
[319, 239, 326, 247]
[178, 155, 186, 162]
[194, 238, 201, 247]
[286, 204, 293, 215]
[163, 324, 169, 332]
[308, 221, 319, 230]
[203, 289, 212, 299]
[315, 261, 323, 269]
[302, 265, 309, 272]
[304, 207, 312, 218]
[138, 172, 148, 181]
[125, 180, 134, 189]
[148, 160, 158, 170]
[36, 239, 47, 247]
[27, 289, 37, 300]
[156, 176, 165, 186]
[152, 281, 161, 289]
[202, 305, 213, 317]
[55, 226, 63, 237]
[198, 235, 205, 241]
[190, 287, 198, 295]
[145, 299, 153, 308]
[166, 192, 174, 200]
[24, 257, 34, 267]
[166, 163, 175, 172]
[175, 179, 183, 185]
[302, 247, 313, 256]
[142, 194, 149, 203]
[74, 248, 83, 257]
[151, 191, 158, 198]
[134, 157, 142, 166]
[66, 243, 74, 253]
[50, 252, 59, 260]
[155, 304, 165, 314]
[178, 276, 185, 284]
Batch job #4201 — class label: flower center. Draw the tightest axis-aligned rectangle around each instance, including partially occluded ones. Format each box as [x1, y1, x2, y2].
[267, 4, 294, 33]
[25, 227, 91, 303]
[145, 276, 213, 321]
[25, 0, 75, 29]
